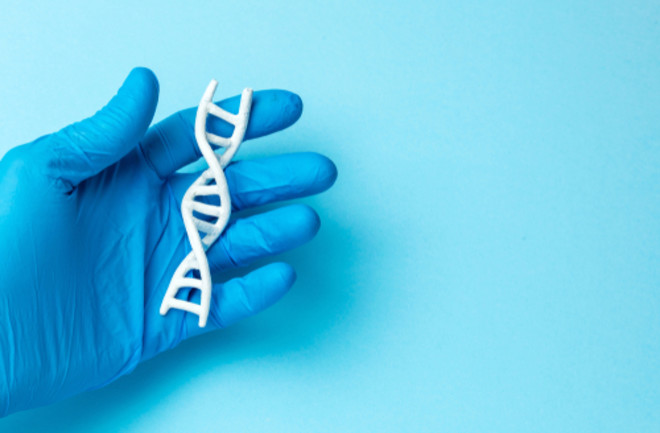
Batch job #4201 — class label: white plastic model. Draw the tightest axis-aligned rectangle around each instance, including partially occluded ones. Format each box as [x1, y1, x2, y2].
[160, 80, 253, 327]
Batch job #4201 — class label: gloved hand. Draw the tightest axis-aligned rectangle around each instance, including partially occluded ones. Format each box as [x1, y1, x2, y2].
[0, 68, 337, 416]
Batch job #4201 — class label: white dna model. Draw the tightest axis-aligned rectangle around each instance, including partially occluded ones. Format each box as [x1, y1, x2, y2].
[160, 80, 253, 327]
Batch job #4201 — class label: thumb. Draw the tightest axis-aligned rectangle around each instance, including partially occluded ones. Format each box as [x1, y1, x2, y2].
[45, 67, 159, 189]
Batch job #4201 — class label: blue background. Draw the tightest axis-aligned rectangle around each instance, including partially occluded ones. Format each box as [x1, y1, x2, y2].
[1, 0, 659, 431]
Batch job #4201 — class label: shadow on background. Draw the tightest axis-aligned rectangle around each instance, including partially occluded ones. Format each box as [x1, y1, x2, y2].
[0, 202, 361, 432]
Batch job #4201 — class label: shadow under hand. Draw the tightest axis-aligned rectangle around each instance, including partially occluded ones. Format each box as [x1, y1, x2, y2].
[0, 204, 361, 432]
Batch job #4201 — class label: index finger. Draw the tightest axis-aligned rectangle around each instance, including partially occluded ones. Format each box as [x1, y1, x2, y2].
[139, 89, 303, 179]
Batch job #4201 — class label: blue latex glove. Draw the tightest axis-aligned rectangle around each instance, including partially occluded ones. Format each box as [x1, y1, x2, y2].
[0, 68, 337, 416]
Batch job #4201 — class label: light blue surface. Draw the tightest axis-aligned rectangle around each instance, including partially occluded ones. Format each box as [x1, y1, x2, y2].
[0, 0, 659, 431]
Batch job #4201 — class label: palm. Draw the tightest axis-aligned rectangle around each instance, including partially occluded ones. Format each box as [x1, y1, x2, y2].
[0, 68, 336, 416]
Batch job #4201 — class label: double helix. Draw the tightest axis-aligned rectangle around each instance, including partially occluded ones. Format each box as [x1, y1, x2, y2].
[160, 80, 253, 327]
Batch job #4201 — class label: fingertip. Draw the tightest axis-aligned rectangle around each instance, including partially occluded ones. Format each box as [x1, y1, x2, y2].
[269, 261, 297, 290]
[258, 262, 296, 309]
[125, 67, 160, 102]
[321, 155, 338, 187]
[207, 262, 296, 330]
[259, 89, 303, 125]
[245, 89, 303, 139]
[129, 66, 158, 85]
[240, 262, 295, 315]
[288, 203, 321, 240]
[109, 67, 159, 138]
[302, 152, 338, 192]
[285, 91, 303, 125]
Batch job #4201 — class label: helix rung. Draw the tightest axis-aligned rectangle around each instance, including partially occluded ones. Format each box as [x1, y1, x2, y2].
[194, 218, 220, 234]
[206, 132, 231, 148]
[194, 185, 221, 197]
[191, 200, 222, 216]
[162, 298, 204, 316]
[173, 277, 204, 290]
[207, 101, 238, 124]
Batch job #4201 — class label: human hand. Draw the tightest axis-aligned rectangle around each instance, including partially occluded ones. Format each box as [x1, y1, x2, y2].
[0, 68, 337, 416]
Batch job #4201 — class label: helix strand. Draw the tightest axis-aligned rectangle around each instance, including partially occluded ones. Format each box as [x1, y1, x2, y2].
[160, 80, 253, 327]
